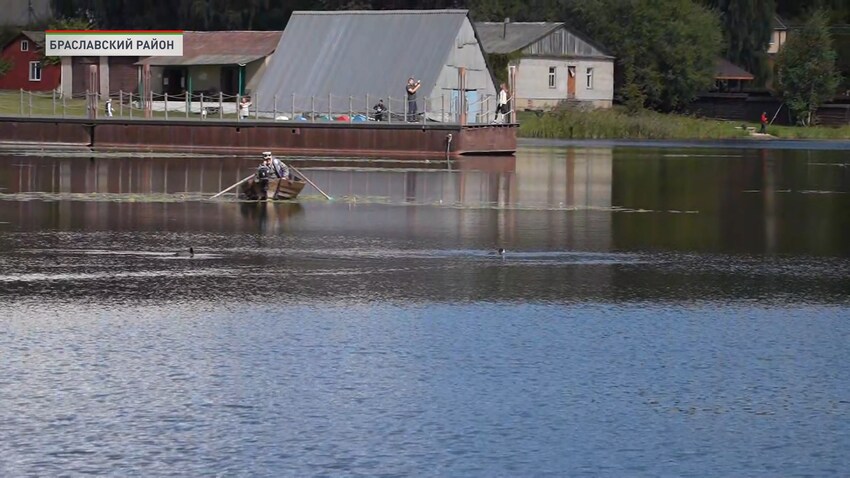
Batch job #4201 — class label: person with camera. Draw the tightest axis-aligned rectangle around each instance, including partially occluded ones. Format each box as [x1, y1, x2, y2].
[406, 76, 421, 122]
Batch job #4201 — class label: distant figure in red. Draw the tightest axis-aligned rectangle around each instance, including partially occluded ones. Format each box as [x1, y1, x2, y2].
[760, 111, 768, 133]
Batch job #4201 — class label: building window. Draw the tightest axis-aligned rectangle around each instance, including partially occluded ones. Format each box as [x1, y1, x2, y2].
[29, 61, 42, 81]
[548, 66, 556, 88]
[586, 67, 594, 89]
[21, 39, 29, 51]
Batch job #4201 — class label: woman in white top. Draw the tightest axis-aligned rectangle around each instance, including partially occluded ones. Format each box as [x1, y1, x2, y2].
[239, 96, 252, 119]
[495, 83, 509, 123]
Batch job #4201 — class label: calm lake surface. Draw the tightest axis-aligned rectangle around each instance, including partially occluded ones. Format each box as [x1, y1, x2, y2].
[0, 140, 849, 476]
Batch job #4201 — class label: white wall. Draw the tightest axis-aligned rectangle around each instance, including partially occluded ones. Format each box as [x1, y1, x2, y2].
[513, 57, 614, 109]
[431, 18, 498, 122]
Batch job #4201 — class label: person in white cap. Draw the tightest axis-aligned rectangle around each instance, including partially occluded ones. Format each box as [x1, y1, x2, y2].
[105, 98, 114, 117]
[262, 151, 289, 180]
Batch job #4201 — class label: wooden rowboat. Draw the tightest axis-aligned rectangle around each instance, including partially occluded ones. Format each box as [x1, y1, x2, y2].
[238, 175, 307, 201]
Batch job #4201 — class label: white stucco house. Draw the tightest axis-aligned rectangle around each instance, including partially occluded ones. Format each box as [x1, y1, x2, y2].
[476, 21, 615, 109]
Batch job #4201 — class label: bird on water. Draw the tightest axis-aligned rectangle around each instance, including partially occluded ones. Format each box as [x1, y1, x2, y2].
[174, 247, 194, 257]
[497, 248, 506, 256]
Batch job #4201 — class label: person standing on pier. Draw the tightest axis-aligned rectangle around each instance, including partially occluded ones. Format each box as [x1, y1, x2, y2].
[494, 83, 508, 124]
[760, 111, 768, 133]
[105, 98, 113, 118]
[240, 96, 252, 120]
[406, 77, 421, 122]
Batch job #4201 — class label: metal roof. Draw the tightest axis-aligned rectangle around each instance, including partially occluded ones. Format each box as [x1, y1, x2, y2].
[139, 54, 267, 66]
[254, 10, 470, 111]
[714, 58, 754, 80]
[475, 22, 563, 54]
[475, 21, 611, 57]
[773, 15, 788, 31]
[137, 30, 281, 66]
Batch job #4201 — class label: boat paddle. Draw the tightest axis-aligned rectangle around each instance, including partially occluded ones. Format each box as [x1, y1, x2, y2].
[211, 173, 255, 199]
[288, 165, 333, 200]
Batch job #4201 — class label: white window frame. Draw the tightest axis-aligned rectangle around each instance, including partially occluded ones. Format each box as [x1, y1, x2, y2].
[29, 61, 42, 81]
[586, 67, 594, 89]
[548, 66, 556, 89]
[21, 39, 29, 51]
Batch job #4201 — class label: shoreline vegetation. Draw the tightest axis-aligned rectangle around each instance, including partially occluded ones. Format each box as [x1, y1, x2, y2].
[516, 108, 850, 141]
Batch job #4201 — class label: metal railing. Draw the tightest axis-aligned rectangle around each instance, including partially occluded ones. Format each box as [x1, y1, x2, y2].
[0, 89, 516, 125]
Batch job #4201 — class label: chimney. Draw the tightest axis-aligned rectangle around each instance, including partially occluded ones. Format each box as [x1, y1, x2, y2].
[502, 17, 510, 39]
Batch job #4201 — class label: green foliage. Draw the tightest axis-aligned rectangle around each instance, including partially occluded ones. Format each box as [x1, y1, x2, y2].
[776, 10, 841, 125]
[0, 57, 13, 78]
[486, 51, 521, 87]
[705, 0, 775, 85]
[621, 66, 646, 116]
[567, 0, 722, 112]
[516, 108, 850, 140]
[517, 108, 750, 140]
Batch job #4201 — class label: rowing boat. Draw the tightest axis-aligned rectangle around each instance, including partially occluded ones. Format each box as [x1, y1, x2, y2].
[238, 176, 307, 200]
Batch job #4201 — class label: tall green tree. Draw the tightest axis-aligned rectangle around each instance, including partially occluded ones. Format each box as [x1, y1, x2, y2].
[775, 10, 841, 125]
[566, 0, 722, 111]
[703, 0, 774, 84]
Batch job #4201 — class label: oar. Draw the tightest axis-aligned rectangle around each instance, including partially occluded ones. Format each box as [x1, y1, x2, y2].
[289, 165, 332, 200]
[212, 173, 254, 199]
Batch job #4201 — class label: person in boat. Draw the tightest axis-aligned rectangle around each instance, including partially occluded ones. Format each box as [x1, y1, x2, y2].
[256, 157, 272, 199]
[262, 151, 290, 180]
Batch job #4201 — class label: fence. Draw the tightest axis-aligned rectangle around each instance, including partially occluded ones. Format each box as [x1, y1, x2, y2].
[0, 89, 516, 125]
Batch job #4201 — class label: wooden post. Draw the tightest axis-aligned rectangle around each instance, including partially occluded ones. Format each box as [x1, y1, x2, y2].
[19, 88, 23, 115]
[236, 93, 241, 121]
[219, 91, 223, 119]
[52, 89, 56, 116]
[164, 92, 168, 120]
[28, 90, 32, 117]
[200, 93, 204, 119]
[119, 90, 123, 117]
[388, 95, 392, 123]
[508, 64, 517, 123]
[291, 93, 295, 120]
[459, 67, 467, 126]
[142, 64, 152, 118]
[129, 92, 133, 118]
[348, 96, 352, 123]
[328, 92, 332, 119]
[255, 93, 259, 120]
[273, 94, 277, 120]
[311, 96, 315, 122]
[442, 94, 445, 123]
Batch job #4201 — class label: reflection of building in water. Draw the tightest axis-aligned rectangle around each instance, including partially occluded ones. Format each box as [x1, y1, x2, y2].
[515, 147, 612, 209]
[0, 156, 262, 195]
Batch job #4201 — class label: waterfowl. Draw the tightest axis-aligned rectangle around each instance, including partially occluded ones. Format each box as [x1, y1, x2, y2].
[497, 248, 506, 256]
[174, 247, 194, 257]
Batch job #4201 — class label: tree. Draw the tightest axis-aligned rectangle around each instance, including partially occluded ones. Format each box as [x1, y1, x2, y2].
[775, 10, 841, 125]
[704, 0, 774, 85]
[566, 0, 722, 111]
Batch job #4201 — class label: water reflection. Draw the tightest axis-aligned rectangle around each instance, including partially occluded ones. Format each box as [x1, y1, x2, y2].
[0, 144, 848, 257]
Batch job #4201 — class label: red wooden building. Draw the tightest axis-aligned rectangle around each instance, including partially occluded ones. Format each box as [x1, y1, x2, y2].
[0, 31, 60, 91]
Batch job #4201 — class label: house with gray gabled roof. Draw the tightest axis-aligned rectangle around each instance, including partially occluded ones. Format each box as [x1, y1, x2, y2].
[254, 10, 498, 123]
[476, 20, 615, 109]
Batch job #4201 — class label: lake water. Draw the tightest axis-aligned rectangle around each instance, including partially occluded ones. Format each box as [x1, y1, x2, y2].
[0, 140, 849, 476]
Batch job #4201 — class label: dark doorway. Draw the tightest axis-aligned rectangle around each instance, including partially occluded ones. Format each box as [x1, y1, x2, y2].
[162, 68, 185, 96]
[220, 67, 238, 96]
